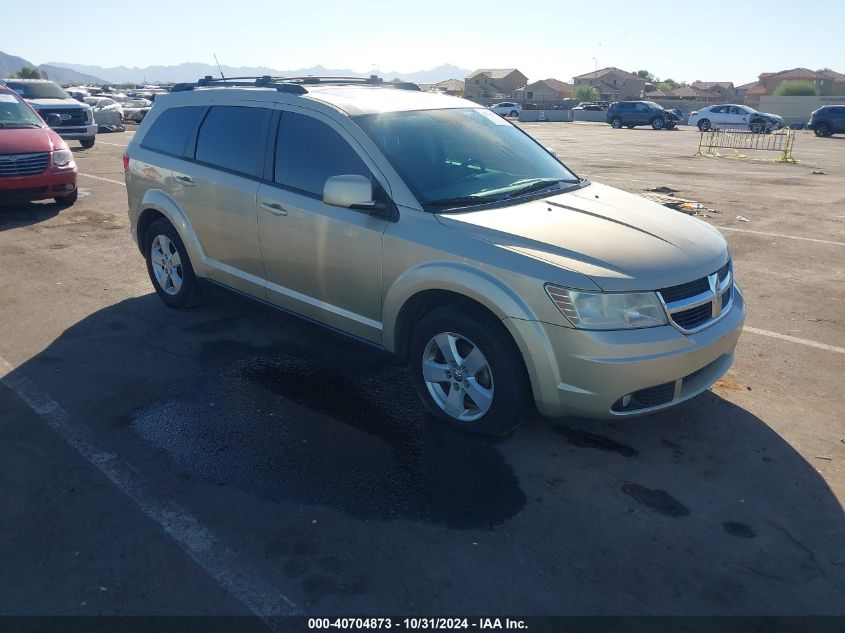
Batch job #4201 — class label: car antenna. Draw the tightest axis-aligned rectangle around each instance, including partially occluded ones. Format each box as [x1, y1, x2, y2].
[213, 53, 226, 79]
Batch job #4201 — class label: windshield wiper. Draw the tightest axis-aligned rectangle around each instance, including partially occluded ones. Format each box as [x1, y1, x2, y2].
[504, 178, 570, 199]
[426, 195, 502, 208]
[0, 123, 41, 129]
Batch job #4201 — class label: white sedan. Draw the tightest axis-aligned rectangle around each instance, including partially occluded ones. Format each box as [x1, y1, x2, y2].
[489, 102, 521, 117]
[688, 104, 783, 133]
[84, 96, 124, 122]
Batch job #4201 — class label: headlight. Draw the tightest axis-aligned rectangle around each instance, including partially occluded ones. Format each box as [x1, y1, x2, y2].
[546, 285, 668, 330]
[53, 148, 73, 167]
[85, 107, 94, 123]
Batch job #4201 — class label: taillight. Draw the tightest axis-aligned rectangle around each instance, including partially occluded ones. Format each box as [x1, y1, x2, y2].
[122, 152, 129, 172]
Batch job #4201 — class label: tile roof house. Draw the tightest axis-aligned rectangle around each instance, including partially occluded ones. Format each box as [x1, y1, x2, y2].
[758, 68, 845, 96]
[419, 78, 465, 96]
[514, 78, 574, 101]
[572, 67, 646, 101]
[690, 81, 736, 101]
[464, 69, 528, 101]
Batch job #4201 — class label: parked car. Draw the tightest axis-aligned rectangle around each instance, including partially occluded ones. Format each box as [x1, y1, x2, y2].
[489, 102, 521, 117]
[84, 96, 125, 125]
[688, 104, 783, 133]
[808, 105, 845, 137]
[0, 86, 78, 205]
[574, 102, 606, 111]
[2, 79, 97, 148]
[124, 77, 744, 436]
[606, 101, 681, 129]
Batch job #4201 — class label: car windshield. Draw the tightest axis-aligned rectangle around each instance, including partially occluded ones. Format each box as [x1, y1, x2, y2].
[645, 101, 664, 110]
[0, 92, 45, 128]
[353, 108, 581, 210]
[5, 81, 69, 100]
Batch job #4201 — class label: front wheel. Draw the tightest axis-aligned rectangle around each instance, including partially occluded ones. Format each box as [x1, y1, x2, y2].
[144, 218, 204, 308]
[697, 119, 711, 131]
[749, 120, 764, 134]
[814, 122, 832, 137]
[651, 116, 666, 130]
[509, 110, 519, 117]
[80, 137, 95, 149]
[409, 306, 527, 436]
[610, 117, 623, 129]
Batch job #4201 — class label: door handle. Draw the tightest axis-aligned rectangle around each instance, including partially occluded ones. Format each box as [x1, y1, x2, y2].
[260, 201, 288, 216]
[174, 175, 195, 187]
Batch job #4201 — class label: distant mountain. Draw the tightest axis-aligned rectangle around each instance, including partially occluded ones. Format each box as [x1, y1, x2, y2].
[44, 61, 471, 85]
[1, 50, 106, 84]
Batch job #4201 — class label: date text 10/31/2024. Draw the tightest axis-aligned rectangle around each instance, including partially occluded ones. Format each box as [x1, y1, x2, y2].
[307, 618, 528, 630]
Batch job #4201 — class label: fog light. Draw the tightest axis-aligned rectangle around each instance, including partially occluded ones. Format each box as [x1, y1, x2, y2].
[621, 394, 632, 408]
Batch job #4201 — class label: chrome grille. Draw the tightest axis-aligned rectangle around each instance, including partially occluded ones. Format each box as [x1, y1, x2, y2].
[658, 262, 733, 334]
[38, 107, 88, 127]
[0, 152, 50, 177]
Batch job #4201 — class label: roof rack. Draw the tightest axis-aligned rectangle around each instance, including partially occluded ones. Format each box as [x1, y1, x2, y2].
[171, 75, 421, 94]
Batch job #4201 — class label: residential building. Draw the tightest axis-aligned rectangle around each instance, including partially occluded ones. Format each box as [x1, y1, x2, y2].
[690, 81, 736, 101]
[757, 68, 845, 96]
[736, 81, 765, 106]
[669, 85, 700, 100]
[464, 69, 528, 101]
[418, 78, 464, 96]
[514, 78, 574, 102]
[572, 67, 646, 101]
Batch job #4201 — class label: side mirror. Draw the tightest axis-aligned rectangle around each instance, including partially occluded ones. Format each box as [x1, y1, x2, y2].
[45, 113, 62, 127]
[323, 174, 386, 213]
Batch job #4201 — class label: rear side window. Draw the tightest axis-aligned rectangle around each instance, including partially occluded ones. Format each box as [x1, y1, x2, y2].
[195, 106, 273, 177]
[141, 106, 205, 156]
[274, 112, 371, 197]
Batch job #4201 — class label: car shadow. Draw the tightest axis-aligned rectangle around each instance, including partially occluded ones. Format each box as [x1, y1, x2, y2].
[4, 289, 843, 612]
[0, 200, 63, 230]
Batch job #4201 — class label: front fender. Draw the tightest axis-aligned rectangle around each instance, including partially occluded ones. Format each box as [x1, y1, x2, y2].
[135, 189, 209, 276]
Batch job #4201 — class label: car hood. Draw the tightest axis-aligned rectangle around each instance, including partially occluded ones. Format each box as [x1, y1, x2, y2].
[0, 127, 63, 154]
[435, 182, 728, 291]
[759, 111, 783, 121]
[25, 98, 87, 109]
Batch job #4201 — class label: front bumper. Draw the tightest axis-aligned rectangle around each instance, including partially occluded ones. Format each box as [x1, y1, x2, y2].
[54, 123, 97, 140]
[507, 286, 746, 419]
[0, 166, 77, 202]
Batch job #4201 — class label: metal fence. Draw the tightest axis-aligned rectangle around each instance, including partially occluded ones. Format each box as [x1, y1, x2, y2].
[695, 126, 797, 163]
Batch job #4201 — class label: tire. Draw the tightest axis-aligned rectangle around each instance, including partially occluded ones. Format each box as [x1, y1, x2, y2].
[697, 119, 711, 131]
[54, 188, 78, 206]
[610, 117, 623, 129]
[408, 305, 527, 437]
[509, 110, 519, 117]
[80, 137, 95, 149]
[651, 116, 666, 130]
[626, 124, 635, 129]
[814, 122, 832, 137]
[749, 120, 764, 134]
[144, 218, 204, 308]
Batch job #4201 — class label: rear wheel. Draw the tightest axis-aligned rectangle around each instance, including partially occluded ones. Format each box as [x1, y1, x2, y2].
[697, 119, 711, 131]
[144, 218, 204, 308]
[408, 305, 527, 436]
[651, 116, 666, 130]
[611, 117, 623, 129]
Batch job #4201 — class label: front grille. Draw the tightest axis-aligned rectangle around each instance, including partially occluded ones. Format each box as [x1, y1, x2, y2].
[0, 152, 50, 177]
[658, 261, 733, 333]
[0, 186, 48, 201]
[38, 107, 87, 127]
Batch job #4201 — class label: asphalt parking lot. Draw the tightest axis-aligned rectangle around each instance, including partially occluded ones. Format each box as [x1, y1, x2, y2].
[0, 122, 843, 620]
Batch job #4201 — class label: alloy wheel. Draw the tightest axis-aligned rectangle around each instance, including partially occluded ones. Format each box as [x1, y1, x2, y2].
[421, 332, 494, 422]
[150, 234, 183, 295]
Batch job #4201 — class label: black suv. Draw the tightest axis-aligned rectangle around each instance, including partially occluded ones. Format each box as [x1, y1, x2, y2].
[606, 101, 681, 130]
[808, 105, 845, 137]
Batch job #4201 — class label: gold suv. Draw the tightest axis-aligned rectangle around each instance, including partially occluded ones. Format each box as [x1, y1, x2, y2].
[125, 76, 745, 436]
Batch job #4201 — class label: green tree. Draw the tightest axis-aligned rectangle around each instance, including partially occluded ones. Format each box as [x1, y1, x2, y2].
[637, 70, 655, 81]
[773, 80, 819, 96]
[574, 85, 599, 101]
[15, 66, 42, 79]
[656, 78, 682, 92]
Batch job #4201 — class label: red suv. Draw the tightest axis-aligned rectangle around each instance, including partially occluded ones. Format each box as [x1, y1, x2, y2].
[0, 86, 78, 206]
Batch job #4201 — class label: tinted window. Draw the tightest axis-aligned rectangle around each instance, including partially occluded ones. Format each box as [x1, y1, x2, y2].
[195, 106, 272, 177]
[275, 112, 371, 197]
[142, 106, 206, 156]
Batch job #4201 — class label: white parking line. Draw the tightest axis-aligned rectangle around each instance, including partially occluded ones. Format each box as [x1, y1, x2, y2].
[96, 141, 129, 147]
[0, 355, 300, 623]
[744, 327, 845, 354]
[714, 226, 845, 246]
[78, 173, 126, 187]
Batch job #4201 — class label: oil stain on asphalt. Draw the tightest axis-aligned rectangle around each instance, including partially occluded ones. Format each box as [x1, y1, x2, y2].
[621, 483, 690, 517]
[130, 338, 525, 530]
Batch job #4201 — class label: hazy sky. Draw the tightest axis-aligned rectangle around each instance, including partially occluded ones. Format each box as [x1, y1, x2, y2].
[4, 0, 842, 85]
